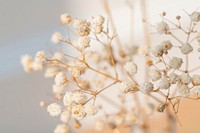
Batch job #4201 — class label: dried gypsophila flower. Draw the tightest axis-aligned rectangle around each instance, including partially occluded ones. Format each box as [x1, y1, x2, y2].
[149, 69, 161, 81]
[156, 21, 169, 34]
[71, 104, 86, 120]
[180, 73, 191, 85]
[120, 80, 135, 93]
[78, 36, 91, 48]
[192, 75, 200, 86]
[72, 91, 87, 104]
[34, 51, 45, 63]
[177, 84, 190, 97]
[180, 43, 193, 54]
[51, 32, 64, 44]
[139, 82, 154, 94]
[47, 103, 62, 116]
[63, 91, 73, 106]
[158, 78, 170, 89]
[190, 11, 200, 22]
[44, 67, 59, 78]
[169, 57, 183, 69]
[169, 72, 179, 84]
[60, 13, 71, 25]
[21, 55, 33, 72]
[55, 72, 67, 86]
[138, 45, 149, 56]
[124, 62, 138, 76]
[53, 84, 65, 95]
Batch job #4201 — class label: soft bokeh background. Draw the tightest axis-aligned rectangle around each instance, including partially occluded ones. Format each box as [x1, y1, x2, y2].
[1, 0, 200, 133]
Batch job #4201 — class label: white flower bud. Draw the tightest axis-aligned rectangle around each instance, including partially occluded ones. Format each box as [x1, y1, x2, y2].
[177, 84, 190, 97]
[35, 51, 45, 63]
[51, 32, 63, 44]
[161, 40, 172, 51]
[156, 21, 169, 34]
[45, 67, 59, 78]
[78, 36, 90, 48]
[21, 55, 33, 72]
[72, 92, 87, 104]
[149, 69, 161, 81]
[152, 45, 164, 57]
[120, 80, 134, 93]
[124, 62, 138, 75]
[192, 75, 200, 86]
[60, 13, 71, 24]
[32, 61, 43, 71]
[71, 104, 86, 120]
[55, 72, 67, 86]
[139, 82, 154, 94]
[158, 78, 170, 89]
[169, 57, 183, 69]
[47, 103, 62, 116]
[73, 18, 83, 28]
[63, 91, 73, 106]
[180, 43, 193, 54]
[190, 12, 200, 22]
[169, 72, 179, 84]
[180, 73, 191, 85]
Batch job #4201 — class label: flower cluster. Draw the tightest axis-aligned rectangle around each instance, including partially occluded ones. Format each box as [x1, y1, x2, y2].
[21, 9, 200, 133]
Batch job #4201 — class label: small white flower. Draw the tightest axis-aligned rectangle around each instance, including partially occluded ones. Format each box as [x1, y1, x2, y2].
[78, 36, 90, 48]
[73, 18, 83, 28]
[120, 80, 134, 93]
[71, 104, 86, 120]
[78, 25, 90, 36]
[138, 45, 149, 56]
[70, 67, 82, 78]
[180, 73, 191, 85]
[55, 72, 67, 86]
[94, 120, 105, 131]
[156, 21, 169, 34]
[180, 43, 193, 54]
[84, 104, 98, 115]
[54, 124, 69, 133]
[60, 111, 71, 123]
[21, 55, 33, 72]
[177, 84, 190, 97]
[192, 75, 200, 86]
[169, 72, 179, 84]
[161, 40, 172, 51]
[139, 82, 154, 94]
[51, 32, 64, 44]
[53, 84, 65, 95]
[63, 91, 73, 106]
[124, 62, 138, 75]
[158, 78, 170, 89]
[152, 45, 164, 57]
[60, 13, 71, 25]
[32, 61, 43, 71]
[72, 92, 87, 104]
[92, 15, 104, 26]
[34, 51, 45, 63]
[44, 67, 59, 78]
[47, 103, 62, 116]
[192, 87, 200, 98]
[169, 57, 183, 69]
[190, 12, 200, 22]
[149, 69, 161, 81]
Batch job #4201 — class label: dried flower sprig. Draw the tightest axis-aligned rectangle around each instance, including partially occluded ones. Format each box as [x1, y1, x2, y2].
[21, 7, 200, 133]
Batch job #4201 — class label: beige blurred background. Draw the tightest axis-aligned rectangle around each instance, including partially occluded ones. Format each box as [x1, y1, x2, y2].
[0, 0, 200, 133]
